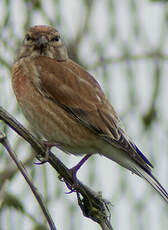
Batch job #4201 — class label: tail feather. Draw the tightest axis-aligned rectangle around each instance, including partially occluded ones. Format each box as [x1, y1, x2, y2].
[134, 166, 168, 203]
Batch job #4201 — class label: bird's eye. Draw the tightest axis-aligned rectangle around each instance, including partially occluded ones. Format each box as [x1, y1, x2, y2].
[53, 35, 60, 42]
[25, 34, 31, 41]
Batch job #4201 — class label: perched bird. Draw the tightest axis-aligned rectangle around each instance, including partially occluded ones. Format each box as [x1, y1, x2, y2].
[12, 25, 168, 203]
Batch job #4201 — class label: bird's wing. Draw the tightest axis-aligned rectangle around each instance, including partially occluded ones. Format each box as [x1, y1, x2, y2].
[33, 56, 153, 171]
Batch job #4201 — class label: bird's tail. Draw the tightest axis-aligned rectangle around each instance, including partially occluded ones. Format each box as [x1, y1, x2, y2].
[133, 166, 168, 203]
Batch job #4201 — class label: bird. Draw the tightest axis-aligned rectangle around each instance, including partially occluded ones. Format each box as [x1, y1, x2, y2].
[12, 25, 168, 203]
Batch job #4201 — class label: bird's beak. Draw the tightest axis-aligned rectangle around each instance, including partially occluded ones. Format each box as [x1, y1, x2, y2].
[37, 36, 48, 49]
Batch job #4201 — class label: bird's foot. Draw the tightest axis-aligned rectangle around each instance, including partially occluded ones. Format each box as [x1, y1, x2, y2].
[64, 155, 91, 194]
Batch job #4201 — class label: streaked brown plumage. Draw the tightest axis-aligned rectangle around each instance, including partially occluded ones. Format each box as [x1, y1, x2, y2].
[12, 25, 168, 202]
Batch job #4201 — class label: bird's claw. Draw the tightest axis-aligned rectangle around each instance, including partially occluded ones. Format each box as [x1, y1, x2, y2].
[58, 168, 79, 194]
[59, 155, 91, 194]
[63, 177, 78, 194]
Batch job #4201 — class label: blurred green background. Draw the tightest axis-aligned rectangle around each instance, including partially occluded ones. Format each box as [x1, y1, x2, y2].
[0, 0, 168, 229]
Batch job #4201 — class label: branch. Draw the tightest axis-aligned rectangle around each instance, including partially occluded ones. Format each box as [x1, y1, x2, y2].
[0, 153, 34, 188]
[0, 130, 57, 230]
[0, 106, 113, 230]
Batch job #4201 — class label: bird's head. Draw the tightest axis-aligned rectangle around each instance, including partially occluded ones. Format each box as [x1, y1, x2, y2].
[16, 25, 68, 61]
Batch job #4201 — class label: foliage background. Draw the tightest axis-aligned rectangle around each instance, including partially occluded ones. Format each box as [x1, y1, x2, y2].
[0, 0, 168, 229]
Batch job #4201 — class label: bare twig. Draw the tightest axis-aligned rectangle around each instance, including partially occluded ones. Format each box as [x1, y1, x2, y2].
[0, 130, 57, 230]
[0, 106, 113, 230]
[0, 153, 34, 187]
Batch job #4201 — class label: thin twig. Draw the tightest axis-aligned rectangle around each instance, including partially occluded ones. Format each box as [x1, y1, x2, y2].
[0, 130, 57, 230]
[0, 153, 34, 188]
